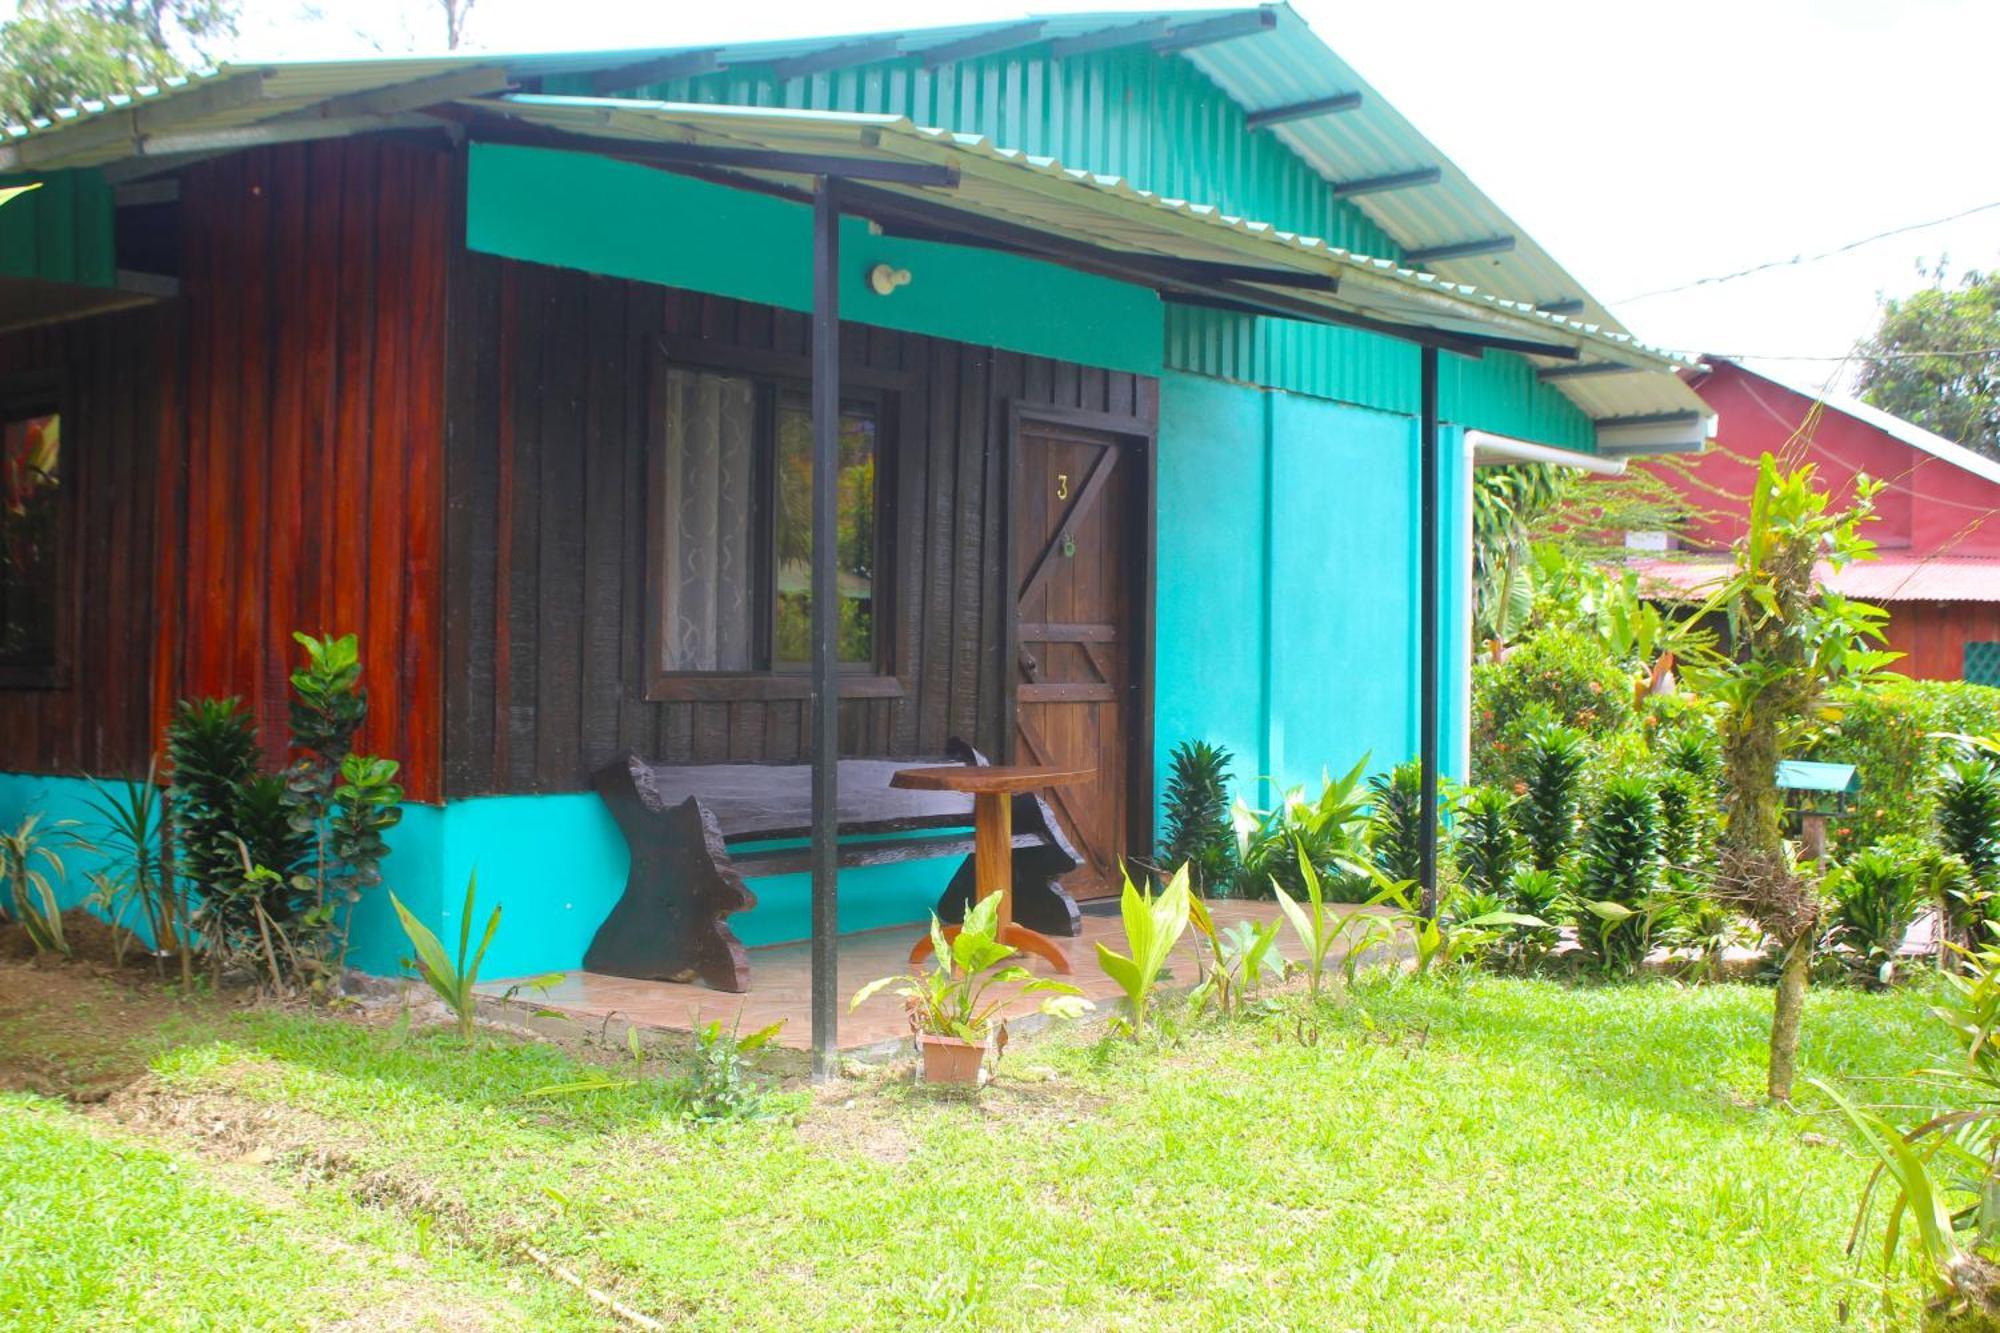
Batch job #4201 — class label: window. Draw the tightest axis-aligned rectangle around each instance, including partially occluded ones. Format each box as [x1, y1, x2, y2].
[1967, 642, 2000, 687]
[0, 376, 65, 687]
[648, 362, 887, 697]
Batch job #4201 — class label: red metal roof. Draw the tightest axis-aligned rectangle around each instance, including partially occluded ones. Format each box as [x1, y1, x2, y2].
[1629, 555, 2000, 604]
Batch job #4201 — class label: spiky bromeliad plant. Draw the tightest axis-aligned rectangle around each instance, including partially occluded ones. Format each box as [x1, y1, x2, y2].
[1457, 785, 1520, 899]
[1938, 756, 2000, 946]
[1162, 740, 1237, 895]
[1682, 452, 1895, 1101]
[1367, 760, 1427, 889]
[1519, 722, 1589, 873]
[1572, 773, 1665, 974]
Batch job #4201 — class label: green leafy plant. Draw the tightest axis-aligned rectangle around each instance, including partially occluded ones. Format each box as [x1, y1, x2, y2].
[854, 893, 1089, 1043]
[1815, 924, 2000, 1326]
[1518, 722, 1589, 873]
[1187, 891, 1282, 1020]
[1, 812, 70, 956]
[1095, 863, 1195, 1034]
[683, 1016, 787, 1122]
[1471, 627, 1633, 787]
[1822, 844, 1925, 988]
[1271, 842, 1402, 998]
[282, 633, 401, 978]
[1231, 757, 1370, 901]
[1571, 774, 1665, 975]
[1163, 740, 1237, 894]
[391, 871, 502, 1043]
[71, 761, 185, 978]
[1456, 785, 1520, 898]
[1654, 766, 1717, 898]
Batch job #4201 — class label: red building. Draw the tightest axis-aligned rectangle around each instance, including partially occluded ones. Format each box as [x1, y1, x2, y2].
[1632, 356, 2000, 681]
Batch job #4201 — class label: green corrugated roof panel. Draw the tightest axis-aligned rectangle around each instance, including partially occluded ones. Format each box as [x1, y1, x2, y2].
[0, 168, 115, 288]
[551, 43, 1604, 444]
[1776, 760, 1859, 794]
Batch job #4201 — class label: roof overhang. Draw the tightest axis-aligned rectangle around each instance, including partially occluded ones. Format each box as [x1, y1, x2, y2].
[452, 94, 1710, 443]
[0, 50, 1714, 451]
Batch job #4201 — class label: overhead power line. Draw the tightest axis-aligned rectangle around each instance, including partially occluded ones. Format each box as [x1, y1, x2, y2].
[1615, 200, 2000, 305]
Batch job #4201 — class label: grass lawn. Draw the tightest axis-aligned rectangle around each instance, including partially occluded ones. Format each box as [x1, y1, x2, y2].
[0, 964, 1944, 1330]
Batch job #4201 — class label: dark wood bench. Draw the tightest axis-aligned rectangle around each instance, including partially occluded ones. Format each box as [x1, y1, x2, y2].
[585, 741, 1084, 992]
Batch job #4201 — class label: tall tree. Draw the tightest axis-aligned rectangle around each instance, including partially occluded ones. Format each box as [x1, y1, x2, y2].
[1855, 265, 2000, 460]
[0, 0, 235, 126]
[1682, 455, 1895, 1102]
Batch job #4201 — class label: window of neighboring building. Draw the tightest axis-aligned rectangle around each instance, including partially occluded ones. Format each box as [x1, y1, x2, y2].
[647, 361, 886, 698]
[1966, 642, 2000, 687]
[0, 375, 66, 687]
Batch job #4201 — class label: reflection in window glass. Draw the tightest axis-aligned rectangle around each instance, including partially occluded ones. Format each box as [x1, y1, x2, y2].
[774, 392, 876, 666]
[0, 408, 60, 673]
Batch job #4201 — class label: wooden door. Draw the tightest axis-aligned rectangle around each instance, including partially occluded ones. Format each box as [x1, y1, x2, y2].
[1011, 420, 1139, 898]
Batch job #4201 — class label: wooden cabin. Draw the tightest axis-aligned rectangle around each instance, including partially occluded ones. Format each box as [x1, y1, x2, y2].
[0, 6, 1706, 1054]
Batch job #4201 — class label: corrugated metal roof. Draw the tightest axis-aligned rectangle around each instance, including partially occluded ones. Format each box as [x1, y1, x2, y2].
[1631, 554, 2000, 604]
[1, 7, 1636, 332]
[0, 7, 1709, 434]
[468, 95, 1697, 385]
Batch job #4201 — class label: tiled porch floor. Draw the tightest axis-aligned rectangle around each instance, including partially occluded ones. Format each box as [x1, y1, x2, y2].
[481, 899, 1373, 1054]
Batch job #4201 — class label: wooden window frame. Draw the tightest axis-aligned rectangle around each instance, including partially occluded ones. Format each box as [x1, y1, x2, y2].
[643, 338, 905, 703]
[0, 369, 73, 691]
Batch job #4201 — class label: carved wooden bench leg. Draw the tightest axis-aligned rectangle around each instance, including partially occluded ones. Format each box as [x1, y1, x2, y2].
[934, 843, 1083, 937]
[585, 790, 757, 993]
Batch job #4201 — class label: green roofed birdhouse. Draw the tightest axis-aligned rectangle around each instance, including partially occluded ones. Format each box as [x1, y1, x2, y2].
[1776, 760, 1859, 861]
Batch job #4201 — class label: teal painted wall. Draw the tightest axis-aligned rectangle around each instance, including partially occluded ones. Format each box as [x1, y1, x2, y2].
[1152, 372, 1468, 823]
[0, 772, 447, 972]
[428, 792, 962, 981]
[465, 143, 1162, 377]
[0, 169, 115, 288]
[549, 44, 1594, 447]
[0, 772, 954, 980]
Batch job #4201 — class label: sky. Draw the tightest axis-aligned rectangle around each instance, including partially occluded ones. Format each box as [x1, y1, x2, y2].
[144, 0, 2000, 390]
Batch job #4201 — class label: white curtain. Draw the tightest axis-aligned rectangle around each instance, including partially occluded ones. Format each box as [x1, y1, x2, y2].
[658, 368, 755, 671]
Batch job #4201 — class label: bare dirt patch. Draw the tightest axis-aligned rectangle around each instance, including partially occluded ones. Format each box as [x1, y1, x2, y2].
[0, 956, 185, 1099]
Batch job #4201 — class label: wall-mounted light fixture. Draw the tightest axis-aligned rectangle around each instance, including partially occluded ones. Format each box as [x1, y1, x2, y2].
[868, 263, 912, 296]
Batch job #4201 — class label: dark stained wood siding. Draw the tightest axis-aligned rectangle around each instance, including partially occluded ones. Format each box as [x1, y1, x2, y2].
[0, 305, 171, 776]
[443, 258, 1158, 796]
[0, 137, 450, 800]
[159, 139, 450, 800]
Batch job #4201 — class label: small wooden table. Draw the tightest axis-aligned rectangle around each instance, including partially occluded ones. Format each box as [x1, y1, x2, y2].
[892, 763, 1093, 974]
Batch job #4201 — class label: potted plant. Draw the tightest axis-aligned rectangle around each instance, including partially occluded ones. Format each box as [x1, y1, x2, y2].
[850, 894, 1091, 1085]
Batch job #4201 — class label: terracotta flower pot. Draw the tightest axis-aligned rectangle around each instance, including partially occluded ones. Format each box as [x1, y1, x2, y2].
[917, 1033, 986, 1086]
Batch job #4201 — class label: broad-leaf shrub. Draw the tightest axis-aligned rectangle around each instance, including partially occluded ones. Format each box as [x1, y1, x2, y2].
[1471, 627, 1634, 787]
[1813, 678, 2000, 852]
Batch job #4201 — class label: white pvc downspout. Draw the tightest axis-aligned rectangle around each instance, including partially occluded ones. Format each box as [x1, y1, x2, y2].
[1465, 429, 1628, 476]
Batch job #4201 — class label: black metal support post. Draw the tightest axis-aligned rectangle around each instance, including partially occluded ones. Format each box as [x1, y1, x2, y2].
[809, 176, 842, 1079]
[1418, 345, 1441, 920]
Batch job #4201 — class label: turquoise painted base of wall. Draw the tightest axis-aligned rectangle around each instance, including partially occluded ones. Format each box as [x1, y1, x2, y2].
[0, 773, 956, 981]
